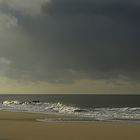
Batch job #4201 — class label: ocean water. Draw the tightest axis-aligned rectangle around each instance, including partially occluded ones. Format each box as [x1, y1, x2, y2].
[0, 94, 140, 122]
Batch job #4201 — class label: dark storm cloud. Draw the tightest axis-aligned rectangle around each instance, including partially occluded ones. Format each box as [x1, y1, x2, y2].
[42, 0, 140, 21]
[0, 0, 140, 83]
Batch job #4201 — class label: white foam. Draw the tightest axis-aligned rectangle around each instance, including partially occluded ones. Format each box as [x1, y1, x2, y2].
[3, 100, 20, 105]
[1, 100, 79, 114]
[1, 100, 140, 121]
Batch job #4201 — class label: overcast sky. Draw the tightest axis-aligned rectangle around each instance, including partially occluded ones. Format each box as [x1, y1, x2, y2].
[0, 0, 140, 94]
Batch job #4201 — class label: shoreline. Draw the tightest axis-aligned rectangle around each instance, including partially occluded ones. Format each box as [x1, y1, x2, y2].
[0, 111, 140, 140]
[1, 110, 140, 124]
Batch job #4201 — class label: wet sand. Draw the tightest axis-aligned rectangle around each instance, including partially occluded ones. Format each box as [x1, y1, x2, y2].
[0, 111, 140, 140]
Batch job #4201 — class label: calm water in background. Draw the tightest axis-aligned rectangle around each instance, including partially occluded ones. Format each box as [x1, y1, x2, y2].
[0, 94, 140, 108]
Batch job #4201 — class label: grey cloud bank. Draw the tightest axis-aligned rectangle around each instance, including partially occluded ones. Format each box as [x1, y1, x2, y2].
[0, 0, 140, 84]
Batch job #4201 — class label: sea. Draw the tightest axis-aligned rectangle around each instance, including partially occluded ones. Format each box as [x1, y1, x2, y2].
[0, 94, 140, 122]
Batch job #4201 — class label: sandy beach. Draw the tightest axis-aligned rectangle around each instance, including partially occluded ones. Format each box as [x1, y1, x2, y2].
[0, 111, 139, 140]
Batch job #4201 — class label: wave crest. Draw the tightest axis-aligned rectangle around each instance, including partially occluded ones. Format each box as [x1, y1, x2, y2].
[1, 100, 140, 121]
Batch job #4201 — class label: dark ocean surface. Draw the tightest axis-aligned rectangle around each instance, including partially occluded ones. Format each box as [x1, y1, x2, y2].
[0, 94, 139, 108]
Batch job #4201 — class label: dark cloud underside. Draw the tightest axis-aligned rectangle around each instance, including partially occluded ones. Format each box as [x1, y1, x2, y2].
[0, 0, 140, 84]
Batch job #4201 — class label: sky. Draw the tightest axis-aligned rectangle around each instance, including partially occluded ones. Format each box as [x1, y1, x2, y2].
[0, 0, 140, 94]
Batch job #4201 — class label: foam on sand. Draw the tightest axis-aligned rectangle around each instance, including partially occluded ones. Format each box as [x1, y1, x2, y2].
[1, 100, 140, 122]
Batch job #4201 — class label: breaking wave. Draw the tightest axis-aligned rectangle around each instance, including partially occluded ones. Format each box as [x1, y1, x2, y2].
[1, 100, 140, 122]
[1, 100, 78, 114]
